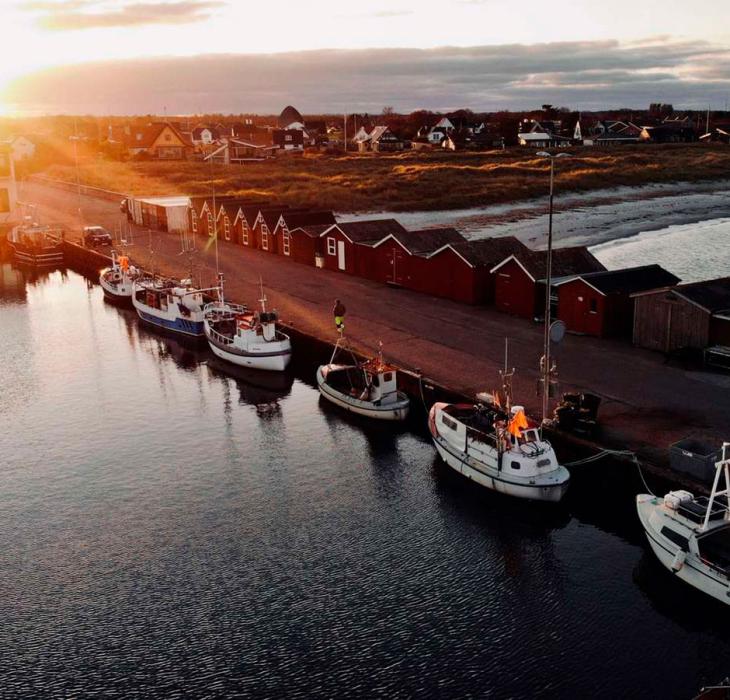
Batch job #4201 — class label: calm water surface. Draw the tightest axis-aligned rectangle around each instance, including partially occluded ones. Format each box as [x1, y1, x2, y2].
[1, 264, 728, 699]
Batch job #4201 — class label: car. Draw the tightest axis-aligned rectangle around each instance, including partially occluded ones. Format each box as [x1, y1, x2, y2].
[83, 225, 113, 247]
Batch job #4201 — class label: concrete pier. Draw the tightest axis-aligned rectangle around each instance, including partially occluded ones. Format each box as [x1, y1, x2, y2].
[21, 180, 730, 490]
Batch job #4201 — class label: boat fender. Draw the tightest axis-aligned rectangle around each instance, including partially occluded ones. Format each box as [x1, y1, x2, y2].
[671, 550, 686, 573]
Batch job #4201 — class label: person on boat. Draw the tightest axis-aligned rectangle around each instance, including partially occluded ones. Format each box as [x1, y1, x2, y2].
[333, 299, 346, 333]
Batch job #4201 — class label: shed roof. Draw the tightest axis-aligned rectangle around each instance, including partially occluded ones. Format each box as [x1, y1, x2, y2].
[518, 246, 606, 280]
[292, 224, 334, 238]
[331, 219, 407, 243]
[398, 227, 466, 254]
[280, 210, 336, 229]
[448, 236, 528, 267]
[555, 264, 680, 296]
[673, 277, 730, 313]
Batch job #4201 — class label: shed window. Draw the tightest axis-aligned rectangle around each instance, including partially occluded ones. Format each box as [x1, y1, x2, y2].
[224, 216, 231, 241]
[242, 223, 249, 246]
[191, 215, 197, 233]
[327, 237, 336, 256]
[261, 226, 269, 250]
[589, 299, 598, 313]
[283, 232, 290, 256]
[207, 212, 214, 237]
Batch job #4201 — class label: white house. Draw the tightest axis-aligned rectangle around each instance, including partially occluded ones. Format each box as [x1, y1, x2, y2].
[6, 136, 36, 161]
[0, 144, 18, 223]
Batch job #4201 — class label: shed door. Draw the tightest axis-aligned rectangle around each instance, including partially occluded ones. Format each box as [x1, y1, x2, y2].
[387, 249, 404, 285]
[337, 240, 346, 270]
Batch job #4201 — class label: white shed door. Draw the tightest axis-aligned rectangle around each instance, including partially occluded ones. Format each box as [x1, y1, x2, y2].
[337, 240, 346, 270]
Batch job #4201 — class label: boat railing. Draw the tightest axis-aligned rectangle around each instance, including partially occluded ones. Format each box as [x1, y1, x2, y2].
[203, 300, 247, 315]
[206, 324, 234, 346]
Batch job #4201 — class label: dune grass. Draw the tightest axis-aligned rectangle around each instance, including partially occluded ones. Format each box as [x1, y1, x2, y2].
[42, 144, 730, 213]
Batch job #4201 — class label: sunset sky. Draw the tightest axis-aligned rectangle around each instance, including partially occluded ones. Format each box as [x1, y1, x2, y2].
[1, 0, 729, 114]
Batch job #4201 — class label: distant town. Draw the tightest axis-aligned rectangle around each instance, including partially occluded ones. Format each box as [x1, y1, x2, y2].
[1, 103, 729, 170]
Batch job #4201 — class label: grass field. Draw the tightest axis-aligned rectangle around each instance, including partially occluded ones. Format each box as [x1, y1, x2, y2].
[42, 144, 730, 213]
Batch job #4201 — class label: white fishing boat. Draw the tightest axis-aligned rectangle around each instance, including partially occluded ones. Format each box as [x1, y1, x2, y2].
[99, 250, 139, 304]
[203, 284, 291, 371]
[7, 215, 64, 267]
[132, 277, 216, 337]
[429, 400, 570, 501]
[637, 443, 730, 606]
[317, 339, 410, 421]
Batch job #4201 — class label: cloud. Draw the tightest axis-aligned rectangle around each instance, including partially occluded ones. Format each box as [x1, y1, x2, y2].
[4, 38, 730, 114]
[20, 0, 226, 30]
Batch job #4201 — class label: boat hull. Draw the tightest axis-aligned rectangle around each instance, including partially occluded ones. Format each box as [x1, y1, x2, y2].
[11, 247, 64, 267]
[636, 497, 730, 606]
[432, 434, 569, 502]
[316, 367, 410, 421]
[135, 309, 205, 337]
[208, 338, 291, 372]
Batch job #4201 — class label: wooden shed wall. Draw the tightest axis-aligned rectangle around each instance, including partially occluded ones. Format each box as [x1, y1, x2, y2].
[633, 294, 710, 351]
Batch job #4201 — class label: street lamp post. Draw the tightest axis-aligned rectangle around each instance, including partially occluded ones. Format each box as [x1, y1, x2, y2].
[536, 151, 570, 431]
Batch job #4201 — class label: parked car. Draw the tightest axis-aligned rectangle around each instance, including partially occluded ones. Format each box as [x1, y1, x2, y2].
[83, 225, 112, 247]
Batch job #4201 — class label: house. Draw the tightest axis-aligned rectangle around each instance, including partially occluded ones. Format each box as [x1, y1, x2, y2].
[351, 126, 371, 147]
[632, 277, 730, 352]
[360, 126, 406, 153]
[581, 120, 642, 146]
[127, 122, 193, 160]
[0, 144, 18, 223]
[205, 136, 276, 163]
[552, 265, 681, 338]
[491, 246, 606, 319]
[640, 118, 697, 143]
[319, 219, 407, 273]
[518, 119, 572, 148]
[272, 129, 304, 151]
[700, 127, 730, 144]
[191, 126, 220, 145]
[273, 210, 336, 259]
[278, 105, 304, 128]
[4, 136, 36, 161]
[443, 129, 503, 151]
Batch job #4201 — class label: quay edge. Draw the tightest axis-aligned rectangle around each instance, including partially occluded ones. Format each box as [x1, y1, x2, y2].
[15, 237, 712, 496]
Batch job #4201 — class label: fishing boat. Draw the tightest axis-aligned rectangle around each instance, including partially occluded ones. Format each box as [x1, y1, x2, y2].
[132, 277, 216, 337]
[637, 443, 730, 606]
[203, 283, 291, 371]
[99, 250, 139, 304]
[317, 339, 410, 421]
[7, 214, 64, 267]
[429, 400, 570, 501]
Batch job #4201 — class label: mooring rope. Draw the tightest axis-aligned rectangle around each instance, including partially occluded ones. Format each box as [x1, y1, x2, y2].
[565, 448, 656, 497]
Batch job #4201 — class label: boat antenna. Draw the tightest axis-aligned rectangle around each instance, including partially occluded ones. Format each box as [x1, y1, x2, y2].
[210, 151, 220, 280]
[258, 276, 267, 313]
[499, 337, 514, 414]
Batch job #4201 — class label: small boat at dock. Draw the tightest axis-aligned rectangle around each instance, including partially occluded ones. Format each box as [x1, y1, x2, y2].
[203, 285, 292, 371]
[317, 339, 410, 421]
[7, 215, 64, 267]
[99, 250, 139, 304]
[637, 443, 730, 606]
[132, 277, 216, 337]
[428, 401, 570, 502]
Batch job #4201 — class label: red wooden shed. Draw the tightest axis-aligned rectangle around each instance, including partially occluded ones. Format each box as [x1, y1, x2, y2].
[554, 264, 680, 337]
[490, 246, 606, 319]
[319, 220, 406, 274]
[273, 210, 336, 260]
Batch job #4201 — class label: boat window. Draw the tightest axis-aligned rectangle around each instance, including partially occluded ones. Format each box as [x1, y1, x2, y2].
[384, 372, 393, 382]
[661, 526, 689, 551]
[511, 461, 521, 470]
[537, 458, 551, 468]
[442, 415, 457, 431]
[372, 375, 380, 387]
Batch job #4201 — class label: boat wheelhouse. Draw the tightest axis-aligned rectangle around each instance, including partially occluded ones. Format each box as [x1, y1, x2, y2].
[637, 443, 730, 606]
[428, 402, 570, 501]
[132, 278, 214, 337]
[203, 293, 291, 372]
[8, 220, 64, 267]
[317, 342, 410, 421]
[99, 250, 139, 304]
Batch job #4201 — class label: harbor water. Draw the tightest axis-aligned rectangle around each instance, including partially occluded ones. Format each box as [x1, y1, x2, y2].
[1, 263, 729, 699]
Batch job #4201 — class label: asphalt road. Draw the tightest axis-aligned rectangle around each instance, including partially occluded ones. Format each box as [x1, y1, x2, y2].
[21, 179, 730, 465]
